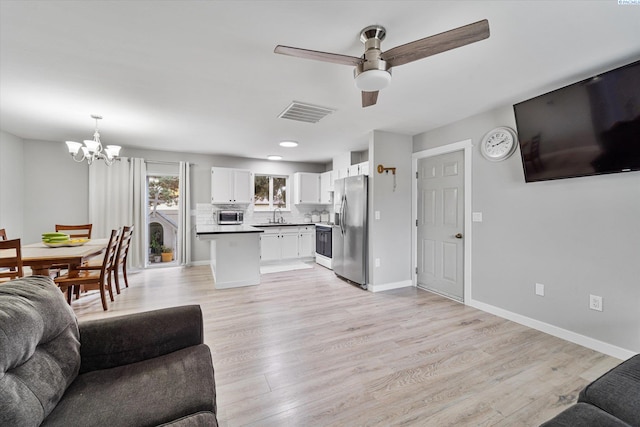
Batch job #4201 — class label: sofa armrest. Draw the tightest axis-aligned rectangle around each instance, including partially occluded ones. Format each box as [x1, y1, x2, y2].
[78, 305, 204, 374]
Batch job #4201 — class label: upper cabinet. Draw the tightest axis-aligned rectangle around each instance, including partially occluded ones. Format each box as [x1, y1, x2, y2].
[211, 167, 252, 204]
[319, 171, 334, 205]
[348, 161, 369, 176]
[293, 172, 321, 205]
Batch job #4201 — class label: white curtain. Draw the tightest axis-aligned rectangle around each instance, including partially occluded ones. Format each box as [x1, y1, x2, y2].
[129, 158, 147, 269]
[177, 161, 191, 265]
[89, 158, 131, 238]
[88, 157, 147, 269]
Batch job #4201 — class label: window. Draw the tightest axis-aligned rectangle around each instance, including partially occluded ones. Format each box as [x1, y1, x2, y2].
[254, 174, 289, 211]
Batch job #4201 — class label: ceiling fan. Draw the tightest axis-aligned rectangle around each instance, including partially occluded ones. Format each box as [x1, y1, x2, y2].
[274, 19, 489, 108]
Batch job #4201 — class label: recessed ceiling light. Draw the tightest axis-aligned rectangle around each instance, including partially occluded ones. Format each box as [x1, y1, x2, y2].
[279, 141, 298, 148]
[267, 155, 282, 161]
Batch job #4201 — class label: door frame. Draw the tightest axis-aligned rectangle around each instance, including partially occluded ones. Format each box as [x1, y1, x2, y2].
[412, 139, 473, 303]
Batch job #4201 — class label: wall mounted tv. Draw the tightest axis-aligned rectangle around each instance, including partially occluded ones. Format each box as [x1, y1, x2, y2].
[513, 60, 640, 182]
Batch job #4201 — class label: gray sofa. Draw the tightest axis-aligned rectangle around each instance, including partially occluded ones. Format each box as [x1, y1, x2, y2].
[541, 354, 640, 426]
[0, 275, 218, 426]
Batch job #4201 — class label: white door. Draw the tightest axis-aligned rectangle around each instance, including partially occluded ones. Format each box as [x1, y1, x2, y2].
[417, 150, 464, 301]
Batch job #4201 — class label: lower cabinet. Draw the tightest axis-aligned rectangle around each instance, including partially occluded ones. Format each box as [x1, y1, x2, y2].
[298, 226, 316, 258]
[259, 226, 315, 262]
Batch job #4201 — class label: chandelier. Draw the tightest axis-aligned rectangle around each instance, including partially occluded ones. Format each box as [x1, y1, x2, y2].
[65, 115, 121, 165]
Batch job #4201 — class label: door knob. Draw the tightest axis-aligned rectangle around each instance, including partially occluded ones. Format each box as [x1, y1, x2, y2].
[455, 233, 463, 239]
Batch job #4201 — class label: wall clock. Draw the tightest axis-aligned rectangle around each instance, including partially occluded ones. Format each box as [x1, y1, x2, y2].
[480, 126, 518, 161]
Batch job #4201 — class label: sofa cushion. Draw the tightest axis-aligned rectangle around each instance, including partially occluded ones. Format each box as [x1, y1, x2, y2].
[42, 344, 217, 427]
[0, 276, 81, 426]
[539, 402, 632, 427]
[579, 354, 640, 427]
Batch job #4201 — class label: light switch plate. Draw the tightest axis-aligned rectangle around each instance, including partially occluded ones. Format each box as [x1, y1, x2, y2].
[472, 212, 483, 222]
[375, 211, 380, 220]
[535, 283, 544, 296]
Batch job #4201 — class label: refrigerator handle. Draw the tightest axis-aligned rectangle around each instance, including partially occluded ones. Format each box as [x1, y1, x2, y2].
[341, 195, 347, 235]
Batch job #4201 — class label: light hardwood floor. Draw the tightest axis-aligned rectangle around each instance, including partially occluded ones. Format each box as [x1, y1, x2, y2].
[72, 264, 621, 427]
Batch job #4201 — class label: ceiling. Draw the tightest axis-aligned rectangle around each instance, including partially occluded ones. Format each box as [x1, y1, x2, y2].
[1, 1, 639, 164]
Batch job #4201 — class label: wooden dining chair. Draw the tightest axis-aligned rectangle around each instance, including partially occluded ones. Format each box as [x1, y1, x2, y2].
[55, 224, 93, 239]
[54, 228, 120, 311]
[113, 225, 134, 294]
[81, 225, 134, 295]
[50, 224, 93, 278]
[0, 238, 24, 282]
[0, 228, 7, 240]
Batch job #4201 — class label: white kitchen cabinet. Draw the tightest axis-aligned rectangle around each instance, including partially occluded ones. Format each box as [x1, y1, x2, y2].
[298, 226, 316, 258]
[293, 172, 320, 204]
[348, 164, 360, 177]
[280, 229, 299, 259]
[259, 231, 281, 262]
[347, 161, 369, 177]
[335, 167, 349, 181]
[211, 167, 252, 204]
[319, 171, 333, 205]
[358, 161, 370, 176]
[259, 225, 316, 262]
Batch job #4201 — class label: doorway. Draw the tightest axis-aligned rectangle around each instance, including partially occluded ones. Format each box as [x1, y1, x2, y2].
[147, 174, 179, 267]
[412, 140, 472, 303]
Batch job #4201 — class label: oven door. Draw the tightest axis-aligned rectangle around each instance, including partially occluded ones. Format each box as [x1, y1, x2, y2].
[315, 227, 332, 258]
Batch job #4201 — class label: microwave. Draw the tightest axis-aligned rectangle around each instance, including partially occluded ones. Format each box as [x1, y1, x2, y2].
[218, 210, 244, 225]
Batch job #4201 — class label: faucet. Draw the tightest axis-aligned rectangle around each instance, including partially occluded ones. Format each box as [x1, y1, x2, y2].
[272, 208, 282, 224]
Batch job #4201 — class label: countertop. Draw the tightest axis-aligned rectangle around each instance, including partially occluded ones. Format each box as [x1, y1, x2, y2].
[196, 224, 265, 234]
[251, 222, 316, 227]
[251, 222, 335, 228]
[314, 223, 334, 228]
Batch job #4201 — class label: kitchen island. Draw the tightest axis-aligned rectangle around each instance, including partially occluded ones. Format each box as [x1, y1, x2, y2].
[196, 224, 264, 289]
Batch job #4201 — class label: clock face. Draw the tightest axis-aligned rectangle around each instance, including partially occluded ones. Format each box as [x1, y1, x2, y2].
[481, 127, 517, 161]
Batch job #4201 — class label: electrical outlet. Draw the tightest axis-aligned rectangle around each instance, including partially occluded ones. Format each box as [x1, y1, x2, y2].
[375, 258, 380, 268]
[535, 283, 545, 296]
[589, 294, 603, 312]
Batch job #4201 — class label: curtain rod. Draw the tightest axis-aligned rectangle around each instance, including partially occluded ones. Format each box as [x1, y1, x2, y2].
[141, 159, 195, 166]
[124, 158, 195, 166]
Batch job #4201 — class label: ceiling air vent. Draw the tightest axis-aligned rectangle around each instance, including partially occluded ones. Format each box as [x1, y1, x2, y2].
[278, 101, 335, 123]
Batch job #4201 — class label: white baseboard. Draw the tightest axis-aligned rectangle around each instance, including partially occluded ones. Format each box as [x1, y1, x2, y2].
[189, 260, 210, 267]
[368, 279, 413, 293]
[468, 298, 636, 361]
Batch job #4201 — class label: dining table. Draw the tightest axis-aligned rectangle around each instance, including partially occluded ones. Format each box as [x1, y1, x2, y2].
[0, 238, 109, 277]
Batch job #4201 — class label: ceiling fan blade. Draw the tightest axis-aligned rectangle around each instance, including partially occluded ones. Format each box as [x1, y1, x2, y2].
[274, 45, 364, 67]
[362, 91, 379, 108]
[382, 19, 490, 67]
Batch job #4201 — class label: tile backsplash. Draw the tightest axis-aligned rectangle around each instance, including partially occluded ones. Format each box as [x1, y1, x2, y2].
[195, 203, 332, 225]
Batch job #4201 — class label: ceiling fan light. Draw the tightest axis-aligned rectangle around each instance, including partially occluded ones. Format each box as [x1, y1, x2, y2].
[354, 69, 391, 92]
[267, 155, 282, 161]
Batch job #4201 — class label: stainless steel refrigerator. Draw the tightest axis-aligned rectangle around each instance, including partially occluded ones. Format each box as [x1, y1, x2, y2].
[332, 175, 368, 288]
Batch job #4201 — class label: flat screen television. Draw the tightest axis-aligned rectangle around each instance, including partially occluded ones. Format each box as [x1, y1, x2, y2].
[513, 60, 640, 182]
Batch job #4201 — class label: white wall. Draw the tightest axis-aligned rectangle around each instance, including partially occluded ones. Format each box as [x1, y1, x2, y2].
[367, 130, 413, 291]
[0, 136, 328, 263]
[413, 106, 640, 355]
[0, 130, 25, 237]
[22, 140, 89, 243]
